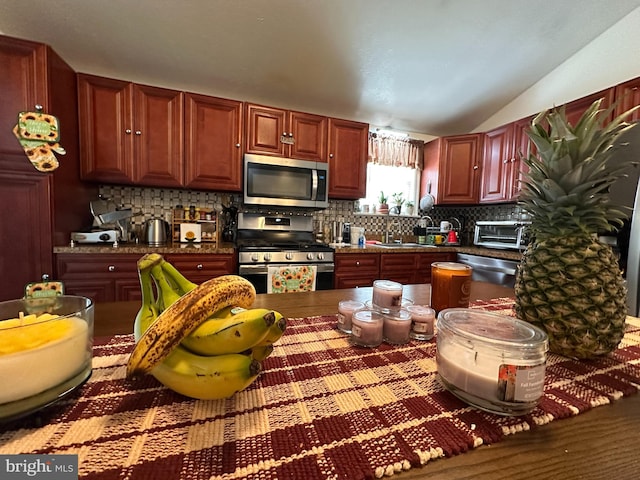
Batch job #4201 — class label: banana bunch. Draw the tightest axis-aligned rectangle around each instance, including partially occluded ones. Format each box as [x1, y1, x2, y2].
[127, 253, 286, 400]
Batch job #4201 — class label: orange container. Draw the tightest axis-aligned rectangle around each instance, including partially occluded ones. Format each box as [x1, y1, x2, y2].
[430, 262, 472, 313]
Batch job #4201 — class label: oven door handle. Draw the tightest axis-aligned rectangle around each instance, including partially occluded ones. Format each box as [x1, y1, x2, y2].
[238, 263, 335, 275]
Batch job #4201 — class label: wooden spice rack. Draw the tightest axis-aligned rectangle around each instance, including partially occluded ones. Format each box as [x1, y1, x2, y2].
[171, 208, 218, 245]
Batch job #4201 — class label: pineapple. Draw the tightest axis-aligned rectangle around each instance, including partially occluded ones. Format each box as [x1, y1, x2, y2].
[514, 98, 638, 359]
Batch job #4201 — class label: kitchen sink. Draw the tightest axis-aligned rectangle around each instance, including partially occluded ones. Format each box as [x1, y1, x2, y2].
[370, 242, 438, 248]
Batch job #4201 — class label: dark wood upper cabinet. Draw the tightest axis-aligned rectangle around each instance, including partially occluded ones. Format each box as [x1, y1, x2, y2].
[184, 93, 243, 191]
[614, 77, 640, 122]
[423, 134, 482, 205]
[78, 74, 184, 187]
[327, 117, 369, 199]
[245, 104, 327, 161]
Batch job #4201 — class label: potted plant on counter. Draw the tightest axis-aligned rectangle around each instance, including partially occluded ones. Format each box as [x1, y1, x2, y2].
[405, 201, 415, 216]
[392, 192, 405, 215]
[378, 191, 389, 214]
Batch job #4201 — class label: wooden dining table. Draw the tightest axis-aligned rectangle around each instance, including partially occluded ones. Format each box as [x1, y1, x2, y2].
[90, 282, 640, 480]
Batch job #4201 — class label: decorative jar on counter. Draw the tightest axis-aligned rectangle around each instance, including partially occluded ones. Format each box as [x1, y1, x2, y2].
[406, 305, 436, 341]
[436, 308, 548, 416]
[337, 300, 364, 333]
[382, 309, 412, 344]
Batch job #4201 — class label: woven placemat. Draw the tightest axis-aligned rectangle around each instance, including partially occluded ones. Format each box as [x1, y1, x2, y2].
[2, 299, 640, 480]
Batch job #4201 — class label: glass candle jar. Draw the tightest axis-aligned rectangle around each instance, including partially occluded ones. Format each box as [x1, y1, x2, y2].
[430, 262, 472, 313]
[337, 300, 364, 333]
[406, 305, 436, 341]
[436, 308, 549, 416]
[382, 309, 412, 345]
[372, 280, 403, 312]
[350, 310, 384, 347]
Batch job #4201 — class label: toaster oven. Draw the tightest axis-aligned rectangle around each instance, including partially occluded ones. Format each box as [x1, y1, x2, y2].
[473, 220, 531, 250]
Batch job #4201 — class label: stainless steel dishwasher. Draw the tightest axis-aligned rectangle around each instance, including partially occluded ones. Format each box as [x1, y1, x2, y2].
[457, 253, 520, 288]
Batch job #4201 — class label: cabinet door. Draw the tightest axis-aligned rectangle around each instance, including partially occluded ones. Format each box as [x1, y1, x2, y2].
[327, 118, 369, 199]
[55, 253, 141, 302]
[0, 172, 52, 301]
[184, 93, 243, 191]
[438, 134, 482, 204]
[0, 37, 47, 172]
[563, 88, 615, 126]
[289, 111, 327, 161]
[78, 74, 134, 183]
[614, 77, 640, 122]
[480, 125, 513, 203]
[334, 253, 379, 288]
[165, 254, 237, 284]
[510, 116, 534, 200]
[133, 84, 184, 187]
[380, 253, 418, 284]
[245, 104, 287, 156]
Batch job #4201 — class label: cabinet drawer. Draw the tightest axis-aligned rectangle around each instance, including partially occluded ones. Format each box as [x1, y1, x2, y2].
[335, 253, 380, 273]
[165, 253, 237, 283]
[56, 254, 140, 277]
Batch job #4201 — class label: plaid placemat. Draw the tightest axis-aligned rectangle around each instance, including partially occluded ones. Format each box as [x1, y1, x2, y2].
[2, 299, 640, 479]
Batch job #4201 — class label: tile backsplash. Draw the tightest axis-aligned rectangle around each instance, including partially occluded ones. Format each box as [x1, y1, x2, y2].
[100, 185, 524, 245]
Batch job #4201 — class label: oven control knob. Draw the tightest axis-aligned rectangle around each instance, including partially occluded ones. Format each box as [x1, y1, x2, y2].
[263, 252, 272, 262]
[251, 253, 260, 262]
[285, 252, 294, 261]
[317, 252, 324, 260]
[307, 252, 315, 260]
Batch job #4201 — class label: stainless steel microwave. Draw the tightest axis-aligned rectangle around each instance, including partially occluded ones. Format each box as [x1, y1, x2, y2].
[243, 153, 329, 209]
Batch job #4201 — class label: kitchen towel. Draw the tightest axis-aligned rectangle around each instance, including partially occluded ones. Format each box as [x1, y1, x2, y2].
[2, 300, 640, 480]
[267, 265, 317, 293]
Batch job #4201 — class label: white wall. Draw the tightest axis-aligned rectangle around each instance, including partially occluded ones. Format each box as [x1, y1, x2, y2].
[474, 6, 640, 132]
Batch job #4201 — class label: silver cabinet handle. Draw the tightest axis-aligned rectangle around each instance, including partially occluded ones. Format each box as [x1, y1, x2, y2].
[473, 165, 479, 170]
[235, 143, 241, 148]
[108, 265, 115, 272]
[356, 261, 360, 266]
[125, 129, 132, 134]
[197, 264, 203, 270]
[329, 153, 334, 158]
[135, 131, 142, 135]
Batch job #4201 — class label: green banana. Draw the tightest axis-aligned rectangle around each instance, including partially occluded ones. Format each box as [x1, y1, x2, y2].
[127, 274, 256, 377]
[181, 308, 280, 356]
[151, 262, 182, 312]
[151, 346, 261, 400]
[133, 255, 162, 341]
[160, 259, 198, 295]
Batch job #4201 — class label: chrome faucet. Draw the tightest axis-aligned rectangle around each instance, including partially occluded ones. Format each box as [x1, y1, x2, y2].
[385, 220, 400, 243]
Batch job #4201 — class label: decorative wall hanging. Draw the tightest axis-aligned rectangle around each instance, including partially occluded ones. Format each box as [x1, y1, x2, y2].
[12, 105, 66, 172]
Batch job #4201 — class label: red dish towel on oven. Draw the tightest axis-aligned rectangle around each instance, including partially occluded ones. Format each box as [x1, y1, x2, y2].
[267, 265, 317, 293]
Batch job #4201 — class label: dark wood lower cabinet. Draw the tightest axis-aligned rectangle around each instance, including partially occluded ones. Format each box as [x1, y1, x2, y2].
[380, 252, 456, 285]
[55, 252, 238, 303]
[334, 253, 380, 289]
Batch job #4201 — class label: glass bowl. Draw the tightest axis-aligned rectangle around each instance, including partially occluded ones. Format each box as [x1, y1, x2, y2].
[0, 296, 94, 422]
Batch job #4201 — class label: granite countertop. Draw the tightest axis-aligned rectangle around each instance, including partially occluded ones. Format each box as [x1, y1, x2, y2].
[332, 243, 523, 261]
[54, 243, 522, 261]
[54, 243, 236, 255]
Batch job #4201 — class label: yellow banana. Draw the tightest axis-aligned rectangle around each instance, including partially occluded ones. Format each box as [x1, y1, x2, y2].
[151, 346, 261, 400]
[181, 308, 281, 356]
[127, 274, 256, 378]
[256, 314, 288, 346]
[248, 344, 274, 361]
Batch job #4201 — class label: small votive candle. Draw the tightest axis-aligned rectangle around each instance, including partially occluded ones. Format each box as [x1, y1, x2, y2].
[337, 300, 364, 333]
[382, 309, 412, 345]
[372, 280, 403, 311]
[350, 310, 383, 347]
[406, 305, 436, 341]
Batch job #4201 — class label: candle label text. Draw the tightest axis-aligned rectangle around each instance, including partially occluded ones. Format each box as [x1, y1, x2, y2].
[498, 363, 545, 402]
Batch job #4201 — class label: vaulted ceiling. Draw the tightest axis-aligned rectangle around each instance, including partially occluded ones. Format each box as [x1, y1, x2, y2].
[1, 0, 639, 136]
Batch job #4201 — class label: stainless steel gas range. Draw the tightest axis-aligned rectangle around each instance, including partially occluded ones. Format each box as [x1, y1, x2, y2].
[236, 212, 335, 293]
